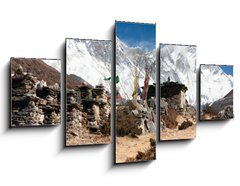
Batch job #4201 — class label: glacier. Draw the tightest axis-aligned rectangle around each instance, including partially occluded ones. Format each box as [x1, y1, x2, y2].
[160, 44, 197, 106]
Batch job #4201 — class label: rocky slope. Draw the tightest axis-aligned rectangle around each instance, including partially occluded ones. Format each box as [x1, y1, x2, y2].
[11, 58, 61, 86]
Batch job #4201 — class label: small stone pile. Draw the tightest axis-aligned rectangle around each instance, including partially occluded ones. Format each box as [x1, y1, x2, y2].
[116, 99, 156, 137]
[11, 65, 60, 127]
[130, 100, 156, 134]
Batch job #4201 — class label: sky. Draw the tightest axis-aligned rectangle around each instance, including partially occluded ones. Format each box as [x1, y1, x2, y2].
[219, 65, 233, 76]
[116, 21, 156, 52]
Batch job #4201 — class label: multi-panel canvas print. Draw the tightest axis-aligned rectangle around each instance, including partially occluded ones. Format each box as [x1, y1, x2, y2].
[160, 44, 197, 140]
[66, 38, 112, 146]
[11, 58, 61, 127]
[115, 21, 156, 163]
[200, 64, 233, 120]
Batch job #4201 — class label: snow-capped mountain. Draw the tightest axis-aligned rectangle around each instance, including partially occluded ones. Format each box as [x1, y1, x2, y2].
[116, 37, 156, 99]
[200, 65, 233, 108]
[66, 39, 112, 92]
[160, 44, 196, 106]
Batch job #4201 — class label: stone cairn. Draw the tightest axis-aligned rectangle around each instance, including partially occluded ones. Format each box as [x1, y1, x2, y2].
[130, 99, 156, 134]
[66, 90, 84, 138]
[11, 65, 60, 127]
[160, 81, 195, 131]
[66, 84, 110, 139]
[160, 81, 188, 115]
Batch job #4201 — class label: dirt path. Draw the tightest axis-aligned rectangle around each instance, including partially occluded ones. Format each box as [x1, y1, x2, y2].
[160, 125, 196, 140]
[116, 133, 156, 163]
[66, 128, 111, 146]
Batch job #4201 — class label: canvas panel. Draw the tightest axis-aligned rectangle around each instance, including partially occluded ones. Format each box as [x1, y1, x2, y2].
[115, 21, 156, 163]
[11, 58, 61, 127]
[66, 38, 112, 146]
[160, 44, 197, 140]
[200, 64, 233, 120]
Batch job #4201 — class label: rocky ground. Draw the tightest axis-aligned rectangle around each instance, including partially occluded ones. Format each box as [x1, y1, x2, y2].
[66, 127, 110, 146]
[115, 99, 156, 163]
[200, 90, 233, 120]
[201, 105, 233, 120]
[160, 126, 196, 140]
[161, 112, 196, 140]
[116, 133, 156, 163]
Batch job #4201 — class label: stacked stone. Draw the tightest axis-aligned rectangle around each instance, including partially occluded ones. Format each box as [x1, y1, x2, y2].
[79, 84, 110, 134]
[11, 65, 44, 126]
[67, 84, 111, 135]
[37, 86, 60, 125]
[66, 90, 83, 138]
[92, 85, 108, 103]
[79, 85, 92, 100]
[130, 100, 156, 134]
[85, 101, 100, 133]
[11, 65, 61, 127]
[93, 85, 110, 134]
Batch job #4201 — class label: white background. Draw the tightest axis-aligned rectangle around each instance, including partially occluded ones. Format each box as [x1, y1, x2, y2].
[0, 0, 240, 186]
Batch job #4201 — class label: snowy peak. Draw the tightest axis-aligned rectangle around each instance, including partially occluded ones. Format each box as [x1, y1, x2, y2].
[116, 37, 156, 99]
[66, 39, 112, 92]
[67, 39, 112, 64]
[200, 65, 233, 108]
